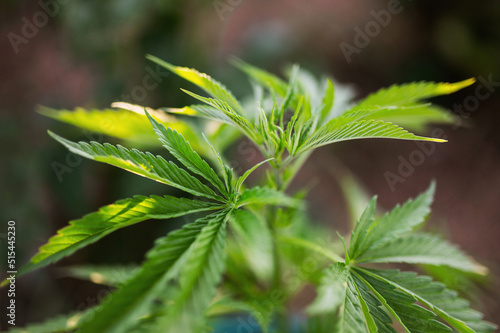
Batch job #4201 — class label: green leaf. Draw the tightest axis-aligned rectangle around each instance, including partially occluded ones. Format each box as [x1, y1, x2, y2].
[163, 104, 232, 124]
[296, 118, 445, 155]
[351, 79, 475, 109]
[181, 89, 258, 142]
[351, 274, 393, 333]
[38, 105, 199, 149]
[353, 270, 450, 333]
[49, 131, 222, 200]
[356, 233, 487, 274]
[351, 104, 457, 132]
[148, 208, 231, 332]
[58, 265, 138, 286]
[18, 195, 224, 277]
[358, 268, 497, 333]
[147, 55, 243, 113]
[308, 264, 494, 333]
[339, 79, 475, 132]
[340, 277, 373, 332]
[78, 209, 231, 333]
[236, 186, 300, 208]
[234, 158, 273, 194]
[231, 58, 289, 97]
[146, 112, 228, 197]
[318, 79, 335, 125]
[201, 133, 234, 196]
[350, 182, 435, 260]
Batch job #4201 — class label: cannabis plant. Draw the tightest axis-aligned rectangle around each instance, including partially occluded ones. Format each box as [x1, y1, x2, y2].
[5, 57, 496, 333]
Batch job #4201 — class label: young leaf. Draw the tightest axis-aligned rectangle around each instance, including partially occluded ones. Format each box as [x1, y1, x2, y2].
[146, 55, 244, 113]
[78, 209, 231, 333]
[49, 131, 222, 200]
[231, 58, 289, 97]
[356, 233, 487, 274]
[350, 182, 435, 260]
[146, 112, 228, 197]
[164, 104, 232, 124]
[181, 89, 258, 142]
[202, 133, 234, 196]
[296, 118, 446, 155]
[318, 79, 335, 125]
[234, 158, 273, 194]
[18, 195, 224, 277]
[357, 268, 497, 333]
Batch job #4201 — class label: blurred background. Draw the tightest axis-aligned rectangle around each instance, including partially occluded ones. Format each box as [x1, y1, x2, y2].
[1, 0, 499, 330]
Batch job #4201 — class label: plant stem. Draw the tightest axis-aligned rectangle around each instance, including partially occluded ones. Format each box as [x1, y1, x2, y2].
[267, 161, 289, 332]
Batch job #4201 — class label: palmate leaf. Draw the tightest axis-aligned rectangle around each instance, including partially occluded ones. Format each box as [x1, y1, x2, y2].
[307, 183, 494, 333]
[349, 182, 435, 260]
[147, 55, 244, 114]
[309, 265, 495, 333]
[356, 233, 487, 274]
[294, 118, 445, 156]
[146, 112, 228, 196]
[357, 268, 497, 333]
[78, 209, 232, 333]
[18, 195, 224, 277]
[38, 105, 201, 149]
[48, 131, 223, 200]
[338, 79, 475, 131]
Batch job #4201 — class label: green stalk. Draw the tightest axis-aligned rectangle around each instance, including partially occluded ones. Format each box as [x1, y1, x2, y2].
[267, 160, 288, 332]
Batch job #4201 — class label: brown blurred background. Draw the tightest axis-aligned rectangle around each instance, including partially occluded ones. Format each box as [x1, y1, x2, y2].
[1, 0, 499, 330]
